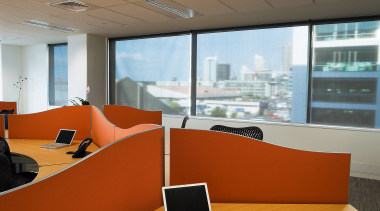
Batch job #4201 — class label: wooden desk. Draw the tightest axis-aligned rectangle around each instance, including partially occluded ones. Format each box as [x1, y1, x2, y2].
[7, 139, 99, 180]
[155, 203, 357, 211]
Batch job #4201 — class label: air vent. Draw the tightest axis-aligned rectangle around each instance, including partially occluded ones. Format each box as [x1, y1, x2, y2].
[46, 0, 88, 12]
[23, 20, 79, 33]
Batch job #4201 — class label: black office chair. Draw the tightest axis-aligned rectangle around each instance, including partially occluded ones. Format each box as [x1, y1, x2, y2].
[181, 115, 190, 128]
[210, 125, 264, 141]
[0, 109, 14, 129]
[0, 153, 14, 192]
[0, 137, 37, 191]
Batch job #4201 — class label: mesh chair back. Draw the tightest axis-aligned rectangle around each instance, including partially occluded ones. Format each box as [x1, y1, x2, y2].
[210, 125, 264, 141]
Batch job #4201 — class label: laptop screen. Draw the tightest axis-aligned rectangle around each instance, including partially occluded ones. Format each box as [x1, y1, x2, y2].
[163, 183, 211, 211]
[55, 129, 76, 144]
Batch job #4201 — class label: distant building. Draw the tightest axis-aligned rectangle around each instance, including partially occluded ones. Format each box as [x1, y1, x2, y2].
[254, 54, 266, 72]
[216, 63, 230, 81]
[282, 45, 293, 74]
[292, 21, 380, 128]
[203, 57, 217, 82]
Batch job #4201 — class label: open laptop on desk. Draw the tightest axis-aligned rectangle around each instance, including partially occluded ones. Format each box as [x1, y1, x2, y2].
[40, 129, 76, 149]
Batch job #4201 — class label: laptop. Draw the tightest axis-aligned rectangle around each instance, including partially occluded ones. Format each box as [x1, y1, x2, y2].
[40, 129, 76, 149]
[162, 183, 211, 211]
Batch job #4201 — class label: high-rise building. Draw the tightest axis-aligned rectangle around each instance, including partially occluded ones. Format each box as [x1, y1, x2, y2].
[254, 54, 266, 72]
[292, 20, 380, 128]
[203, 57, 217, 82]
[282, 45, 293, 74]
[216, 63, 231, 81]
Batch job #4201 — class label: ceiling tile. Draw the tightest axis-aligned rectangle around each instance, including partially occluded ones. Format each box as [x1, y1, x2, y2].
[83, 8, 143, 25]
[220, 0, 272, 12]
[57, 13, 123, 28]
[172, 0, 234, 15]
[267, 0, 313, 8]
[108, 3, 171, 22]
[1, 0, 74, 16]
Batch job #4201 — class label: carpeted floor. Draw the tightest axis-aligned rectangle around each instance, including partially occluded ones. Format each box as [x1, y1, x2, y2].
[348, 176, 380, 211]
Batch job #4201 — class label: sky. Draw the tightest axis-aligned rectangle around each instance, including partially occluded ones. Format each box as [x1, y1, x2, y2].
[115, 27, 296, 82]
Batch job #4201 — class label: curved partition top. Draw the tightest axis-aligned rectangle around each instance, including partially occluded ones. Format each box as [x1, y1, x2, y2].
[0, 101, 17, 114]
[104, 105, 162, 129]
[91, 106, 116, 147]
[8, 106, 91, 140]
[0, 115, 4, 137]
[170, 128, 351, 204]
[0, 126, 164, 211]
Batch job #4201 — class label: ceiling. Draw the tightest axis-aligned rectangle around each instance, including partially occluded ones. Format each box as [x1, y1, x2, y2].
[0, 0, 379, 46]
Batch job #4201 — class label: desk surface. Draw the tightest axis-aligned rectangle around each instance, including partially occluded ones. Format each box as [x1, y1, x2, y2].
[155, 203, 357, 211]
[7, 139, 99, 180]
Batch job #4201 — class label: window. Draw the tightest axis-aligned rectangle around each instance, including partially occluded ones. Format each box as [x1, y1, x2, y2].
[49, 44, 68, 106]
[112, 35, 191, 115]
[311, 20, 380, 128]
[196, 26, 309, 123]
[109, 18, 380, 129]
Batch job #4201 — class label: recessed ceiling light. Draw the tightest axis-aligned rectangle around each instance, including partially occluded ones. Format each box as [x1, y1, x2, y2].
[145, 0, 200, 19]
[23, 20, 79, 33]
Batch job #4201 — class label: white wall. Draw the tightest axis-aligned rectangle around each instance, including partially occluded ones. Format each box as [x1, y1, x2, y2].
[163, 115, 380, 180]
[0, 45, 23, 110]
[68, 34, 107, 110]
[68, 34, 87, 103]
[22, 45, 49, 114]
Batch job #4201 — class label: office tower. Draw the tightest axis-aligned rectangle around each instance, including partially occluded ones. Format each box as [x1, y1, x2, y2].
[203, 57, 217, 82]
[292, 21, 380, 128]
[282, 45, 293, 74]
[254, 54, 266, 72]
[216, 63, 231, 81]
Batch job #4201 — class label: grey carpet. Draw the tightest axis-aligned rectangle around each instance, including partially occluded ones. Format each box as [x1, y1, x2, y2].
[348, 176, 380, 211]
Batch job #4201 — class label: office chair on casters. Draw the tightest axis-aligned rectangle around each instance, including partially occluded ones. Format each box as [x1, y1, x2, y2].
[181, 115, 190, 128]
[0, 136, 37, 191]
[0, 108, 14, 129]
[210, 125, 264, 141]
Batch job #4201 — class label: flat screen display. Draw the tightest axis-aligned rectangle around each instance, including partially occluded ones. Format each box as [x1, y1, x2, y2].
[163, 183, 211, 211]
[55, 129, 76, 144]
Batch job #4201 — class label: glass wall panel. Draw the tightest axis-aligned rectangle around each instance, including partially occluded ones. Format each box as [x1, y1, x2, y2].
[196, 26, 309, 123]
[49, 44, 68, 106]
[311, 20, 380, 128]
[114, 35, 191, 115]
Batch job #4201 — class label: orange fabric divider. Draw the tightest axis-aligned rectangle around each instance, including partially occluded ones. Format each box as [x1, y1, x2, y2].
[0, 127, 164, 211]
[104, 105, 162, 129]
[170, 129, 351, 204]
[0, 101, 17, 114]
[115, 124, 161, 141]
[0, 115, 4, 137]
[8, 106, 91, 140]
[91, 106, 115, 147]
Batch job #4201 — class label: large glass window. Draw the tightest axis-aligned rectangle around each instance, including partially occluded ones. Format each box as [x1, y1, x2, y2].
[49, 44, 68, 106]
[109, 18, 380, 129]
[311, 20, 380, 128]
[113, 35, 191, 115]
[196, 26, 309, 123]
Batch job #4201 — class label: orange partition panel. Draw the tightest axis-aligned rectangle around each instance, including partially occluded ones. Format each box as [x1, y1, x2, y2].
[0, 127, 164, 211]
[0, 101, 17, 114]
[115, 124, 161, 141]
[8, 106, 91, 140]
[0, 115, 4, 137]
[104, 105, 162, 129]
[170, 129, 351, 204]
[91, 106, 115, 147]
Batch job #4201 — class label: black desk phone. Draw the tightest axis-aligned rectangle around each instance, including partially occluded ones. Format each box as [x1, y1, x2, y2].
[66, 138, 92, 158]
